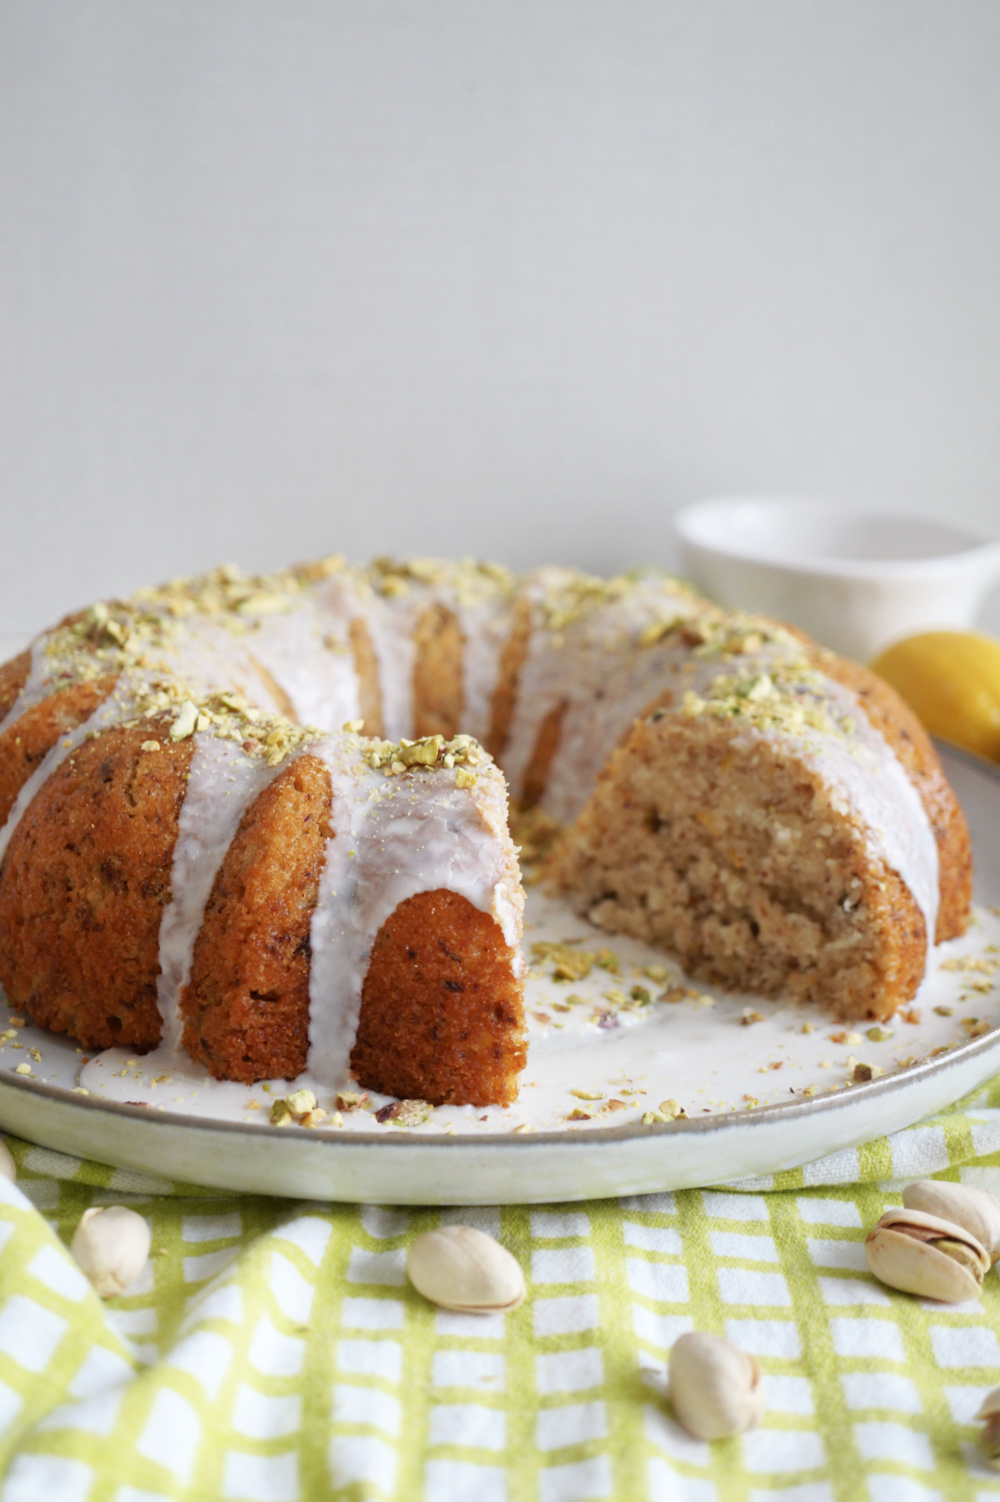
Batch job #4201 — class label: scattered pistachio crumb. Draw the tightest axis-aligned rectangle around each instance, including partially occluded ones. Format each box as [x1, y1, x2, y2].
[851, 1062, 884, 1082]
[335, 1091, 368, 1112]
[374, 1099, 432, 1127]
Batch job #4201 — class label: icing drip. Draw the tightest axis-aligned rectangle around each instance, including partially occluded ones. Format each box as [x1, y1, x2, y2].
[0, 681, 132, 866]
[305, 736, 521, 1088]
[360, 593, 418, 740]
[0, 635, 51, 736]
[453, 593, 510, 743]
[790, 678, 940, 942]
[243, 599, 361, 731]
[501, 572, 700, 804]
[154, 735, 286, 1059]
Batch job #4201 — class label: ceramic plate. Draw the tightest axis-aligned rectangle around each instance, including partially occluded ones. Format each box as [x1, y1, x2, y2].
[1, 742, 999, 1204]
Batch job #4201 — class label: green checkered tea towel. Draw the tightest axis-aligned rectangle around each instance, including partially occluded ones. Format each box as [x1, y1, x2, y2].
[5, 1079, 1000, 1501]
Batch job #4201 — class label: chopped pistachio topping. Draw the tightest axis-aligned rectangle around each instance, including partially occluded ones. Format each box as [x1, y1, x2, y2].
[530, 941, 596, 982]
[374, 1098, 433, 1127]
[368, 556, 515, 604]
[678, 658, 841, 738]
[360, 732, 484, 780]
[117, 682, 318, 767]
[334, 1090, 368, 1112]
[269, 1088, 320, 1127]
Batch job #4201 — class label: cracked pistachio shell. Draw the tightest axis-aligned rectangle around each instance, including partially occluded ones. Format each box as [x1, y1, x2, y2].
[667, 1331, 765, 1440]
[70, 1206, 151, 1299]
[903, 1180, 1000, 1265]
[977, 1387, 1000, 1422]
[406, 1226, 525, 1313]
[865, 1208, 988, 1303]
[977, 1395, 1000, 1469]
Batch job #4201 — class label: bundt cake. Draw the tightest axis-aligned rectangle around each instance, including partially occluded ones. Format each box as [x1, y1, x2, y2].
[0, 555, 971, 1108]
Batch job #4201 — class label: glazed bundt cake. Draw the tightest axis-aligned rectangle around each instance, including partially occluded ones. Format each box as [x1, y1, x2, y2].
[0, 556, 971, 1106]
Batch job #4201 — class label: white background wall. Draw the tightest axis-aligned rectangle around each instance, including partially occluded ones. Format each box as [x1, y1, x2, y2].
[2, 0, 1000, 635]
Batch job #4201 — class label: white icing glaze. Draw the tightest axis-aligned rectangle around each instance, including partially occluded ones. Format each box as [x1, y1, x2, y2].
[359, 590, 419, 741]
[790, 677, 940, 941]
[240, 598, 361, 731]
[305, 735, 521, 1088]
[453, 592, 510, 743]
[0, 635, 52, 736]
[154, 734, 286, 1059]
[500, 571, 699, 806]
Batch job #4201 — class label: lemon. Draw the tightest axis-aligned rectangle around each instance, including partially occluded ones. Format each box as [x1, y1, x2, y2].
[871, 630, 1000, 761]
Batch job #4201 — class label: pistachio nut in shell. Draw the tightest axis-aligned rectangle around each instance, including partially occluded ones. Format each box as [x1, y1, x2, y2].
[667, 1331, 765, 1440]
[902, 1179, 1000, 1264]
[865, 1208, 989, 1303]
[70, 1206, 151, 1298]
[976, 1386, 1000, 1470]
[406, 1226, 525, 1313]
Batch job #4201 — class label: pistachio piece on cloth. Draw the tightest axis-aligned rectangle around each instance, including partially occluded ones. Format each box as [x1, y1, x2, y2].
[902, 1179, 1000, 1264]
[667, 1331, 765, 1440]
[70, 1205, 151, 1298]
[865, 1207, 989, 1302]
[976, 1387, 1000, 1469]
[406, 1225, 525, 1313]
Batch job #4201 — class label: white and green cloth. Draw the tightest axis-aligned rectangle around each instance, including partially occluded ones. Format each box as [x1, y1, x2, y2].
[4, 1084, 1000, 1501]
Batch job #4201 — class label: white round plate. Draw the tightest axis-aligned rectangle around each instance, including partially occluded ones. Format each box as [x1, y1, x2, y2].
[1, 742, 999, 1204]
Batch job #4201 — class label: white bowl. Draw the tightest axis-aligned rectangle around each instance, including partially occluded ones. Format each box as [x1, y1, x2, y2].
[674, 496, 1000, 662]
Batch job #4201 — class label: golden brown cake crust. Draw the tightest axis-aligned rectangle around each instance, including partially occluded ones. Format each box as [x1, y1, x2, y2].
[349, 616, 384, 737]
[413, 604, 464, 740]
[351, 888, 527, 1107]
[0, 676, 119, 828]
[0, 651, 29, 724]
[0, 716, 193, 1050]
[521, 699, 569, 809]
[485, 595, 532, 760]
[181, 753, 332, 1083]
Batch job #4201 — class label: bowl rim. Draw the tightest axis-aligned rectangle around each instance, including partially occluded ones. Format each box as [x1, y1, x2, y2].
[675, 497, 1000, 581]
